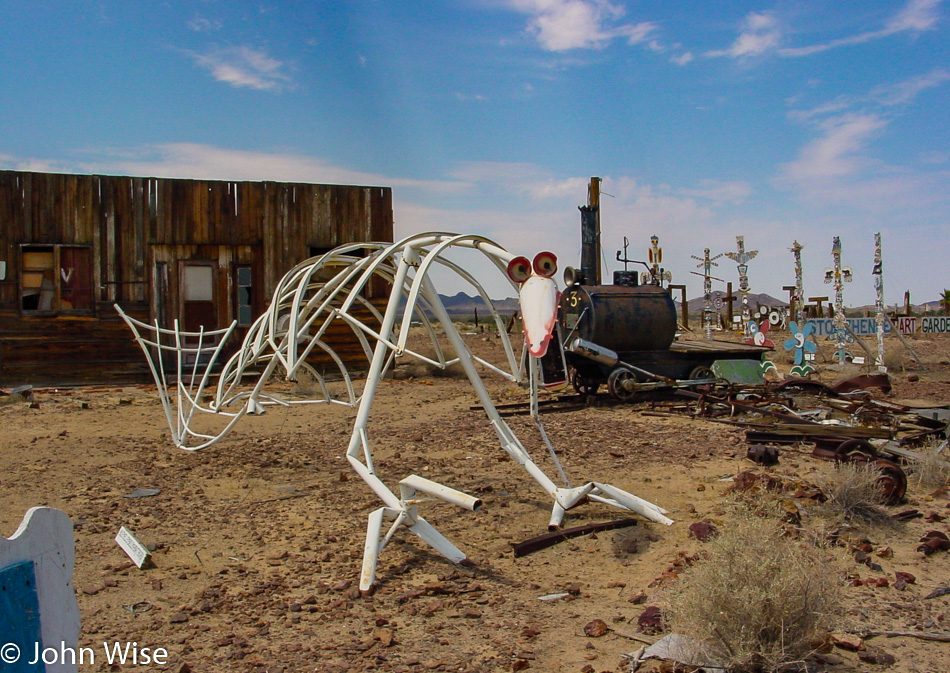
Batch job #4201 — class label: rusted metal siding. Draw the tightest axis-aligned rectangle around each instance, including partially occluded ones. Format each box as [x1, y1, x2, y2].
[0, 170, 394, 385]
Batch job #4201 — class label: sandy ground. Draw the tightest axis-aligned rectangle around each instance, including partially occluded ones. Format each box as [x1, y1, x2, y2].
[1, 329, 950, 673]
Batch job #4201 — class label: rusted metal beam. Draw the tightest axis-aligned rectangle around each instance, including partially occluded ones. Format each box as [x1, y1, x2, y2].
[511, 518, 638, 557]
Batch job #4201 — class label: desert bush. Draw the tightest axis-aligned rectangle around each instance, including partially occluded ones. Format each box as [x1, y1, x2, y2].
[818, 461, 888, 523]
[909, 439, 950, 493]
[665, 512, 842, 672]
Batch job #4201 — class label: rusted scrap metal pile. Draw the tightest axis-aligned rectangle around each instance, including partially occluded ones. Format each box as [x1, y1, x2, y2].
[665, 373, 949, 504]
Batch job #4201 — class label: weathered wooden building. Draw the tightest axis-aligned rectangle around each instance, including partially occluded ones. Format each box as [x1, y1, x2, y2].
[0, 171, 393, 385]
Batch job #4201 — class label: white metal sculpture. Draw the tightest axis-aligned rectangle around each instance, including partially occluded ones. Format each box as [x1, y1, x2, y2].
[118, 232, 671, 591]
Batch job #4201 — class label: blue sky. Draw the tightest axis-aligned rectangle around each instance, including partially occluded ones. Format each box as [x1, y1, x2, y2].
[1, 0, 947, 306]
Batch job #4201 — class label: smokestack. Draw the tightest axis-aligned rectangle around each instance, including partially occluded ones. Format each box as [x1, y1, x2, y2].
[578, 205, 598, 286]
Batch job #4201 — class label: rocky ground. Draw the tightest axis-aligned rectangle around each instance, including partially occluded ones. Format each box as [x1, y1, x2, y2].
[1, 329, 949, 673]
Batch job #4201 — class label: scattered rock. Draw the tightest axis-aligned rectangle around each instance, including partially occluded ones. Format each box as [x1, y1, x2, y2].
[637, 606, 664, 635]
[831, 633, 865, 651]
[583, 619, 608, 638]
[688, 521, 717, 541]
[858, 646, 896, 665]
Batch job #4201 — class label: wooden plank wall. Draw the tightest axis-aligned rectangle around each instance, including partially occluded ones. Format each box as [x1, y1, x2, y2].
[0, 171, 393, 385]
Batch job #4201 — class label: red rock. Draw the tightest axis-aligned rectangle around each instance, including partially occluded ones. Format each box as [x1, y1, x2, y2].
[583, 619, 609, 637]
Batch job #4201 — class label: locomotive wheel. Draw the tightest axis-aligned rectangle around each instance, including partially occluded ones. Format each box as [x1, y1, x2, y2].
[833, 438, 878, 462]
[873, 458, 908, 505]
[607, 368, 638, 401]
[571, 370, 600, 396]
[688, 365, 715, 380]
[687, 365, 717, 392]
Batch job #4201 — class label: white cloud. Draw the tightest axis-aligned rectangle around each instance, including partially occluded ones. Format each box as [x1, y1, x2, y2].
[505, 0, 655, 51]
[780, 68, 950, 210]
[782, 113, 887, 183]
[671, 51, 694, 66]
[706, 12, 781, 59]
[187, 17, 222, 32]
[678, 179, 753, 204]
[707, 1, 943, 60]
[870, 68, 949, 105]
[779, 0, 943, 57]
[188, 46, 293, 91]
[62, 143, 461, 195]
[886, 0, 942, 32]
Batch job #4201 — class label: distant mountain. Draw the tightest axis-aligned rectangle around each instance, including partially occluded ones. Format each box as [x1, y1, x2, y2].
[438, 292, 519, 316]
[679, 292, 788, 313]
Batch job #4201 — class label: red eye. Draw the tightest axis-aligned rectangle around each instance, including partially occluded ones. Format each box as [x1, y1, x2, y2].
[507, 256, 531, 284]
[533, 252, 557, 278]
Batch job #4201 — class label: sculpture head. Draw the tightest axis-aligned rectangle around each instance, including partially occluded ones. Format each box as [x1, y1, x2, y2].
[507, 252, 559, 358]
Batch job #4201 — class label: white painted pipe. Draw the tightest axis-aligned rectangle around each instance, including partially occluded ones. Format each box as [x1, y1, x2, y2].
[400, 474, 482, 512]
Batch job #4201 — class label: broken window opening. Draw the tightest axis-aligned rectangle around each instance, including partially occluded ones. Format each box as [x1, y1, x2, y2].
[20, 244, 93, 315]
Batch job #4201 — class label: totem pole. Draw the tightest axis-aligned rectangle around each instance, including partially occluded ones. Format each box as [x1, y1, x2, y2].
[789, 240, 805, 327]
[691, 248, 723, 340]
[873, 232, 886, 372]
[824, 236, 853, 365]
[725, 236, 758, 340]
[640, 235, 672, 287]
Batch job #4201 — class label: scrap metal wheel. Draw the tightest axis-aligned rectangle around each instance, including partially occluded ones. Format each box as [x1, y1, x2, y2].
[687, 365, 716, 391]
[607, 368, 638, 402]
[571, 369, 600, 396]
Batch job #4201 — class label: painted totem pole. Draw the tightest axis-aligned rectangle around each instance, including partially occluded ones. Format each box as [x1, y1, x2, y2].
[824, 236, 854, 365]
[873, 232, 886, 372]
[725, 236, 758, 340]
[789, 240, 805, 327]
[691, 248, 723, 340]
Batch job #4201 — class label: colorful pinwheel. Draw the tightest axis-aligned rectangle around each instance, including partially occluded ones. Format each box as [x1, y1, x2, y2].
[784, 320, 817, 366]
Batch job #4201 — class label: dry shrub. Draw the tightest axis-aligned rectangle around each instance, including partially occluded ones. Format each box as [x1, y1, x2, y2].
[909, 439, 950, 493]
[818, 461, 888, 523]
[666, 512, 842, 673]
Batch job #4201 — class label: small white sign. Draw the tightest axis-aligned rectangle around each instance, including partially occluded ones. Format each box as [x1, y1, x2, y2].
[852, 356, 865, 364]
[115, 526, 150, 568]
[805, 353, 815, 361]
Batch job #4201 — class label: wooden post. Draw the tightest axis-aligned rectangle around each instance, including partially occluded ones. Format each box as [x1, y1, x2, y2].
[784, 285, 797, 323]
[668, 284, 688, 329]
[904, 290, 911, 315]
[724, 282, 737, 326]
[809, 296, 829, 320]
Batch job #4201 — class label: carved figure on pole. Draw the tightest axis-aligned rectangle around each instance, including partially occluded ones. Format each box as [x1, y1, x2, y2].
[690, 248, 723, 340]
[789, 240, 805, 327]
[724, 236, 758, 339]
[640, 235, 672, 287]
[873, 232, 886, 373]
[824, 236, 854, 364]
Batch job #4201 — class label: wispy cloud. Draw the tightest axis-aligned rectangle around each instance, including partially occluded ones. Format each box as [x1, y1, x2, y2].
[187, 17, 222, 32]
[779, 69, 950, 208]
[709, 0, 942, 60]
[781, 113, 888, 183]
[52, 143, 460, 195]
[779, 0, 941, 57]
[187, 46, 293, 91]
[678, 179, 753, 204]
[706, 12, 781, 59]
[870, 67, 949, 105]
[505, 0, 656, 51]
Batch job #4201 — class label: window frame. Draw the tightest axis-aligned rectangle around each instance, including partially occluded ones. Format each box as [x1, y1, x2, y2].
[19, 244, 94, 316]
